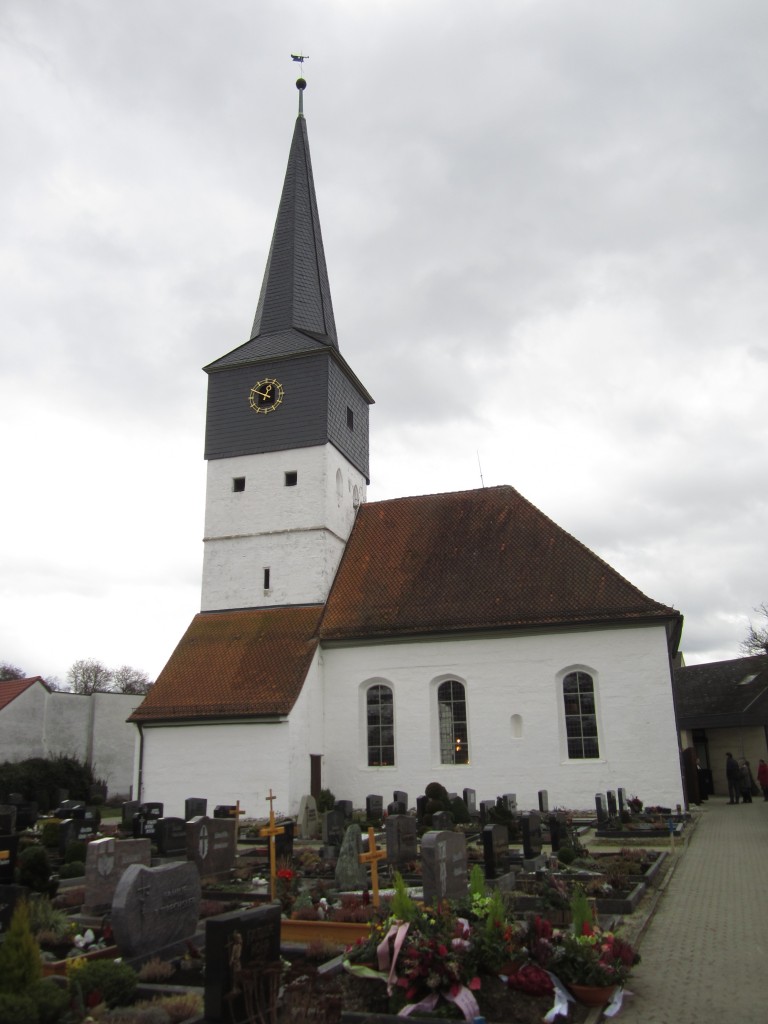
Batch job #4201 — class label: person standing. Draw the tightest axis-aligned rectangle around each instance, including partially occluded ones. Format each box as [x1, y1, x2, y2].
[739, 759, 754, 803]
[757, 759, 768, 801]
[726, 752, 741, 804]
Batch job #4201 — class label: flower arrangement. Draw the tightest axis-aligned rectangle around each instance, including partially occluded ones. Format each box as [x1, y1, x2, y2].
[550, 923, 640, 988]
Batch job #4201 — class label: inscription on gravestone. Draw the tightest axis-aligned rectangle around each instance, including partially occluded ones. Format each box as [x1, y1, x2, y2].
[421, 830, 468, 907]
[112, 861, 201, 958]
[155, 817, 188, 857]
[186, 816, 237, 878]
[204, 904, 282, 1024]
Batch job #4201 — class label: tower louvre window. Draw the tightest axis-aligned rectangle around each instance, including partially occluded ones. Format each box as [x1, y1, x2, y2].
[285, 471, 298, 486]
[233, 477, 245, 492]
[346, 407, 354, 430]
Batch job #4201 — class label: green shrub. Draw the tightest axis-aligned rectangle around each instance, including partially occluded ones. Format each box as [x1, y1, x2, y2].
[0, 755, 96, 812]
[39, 822, 61, 849]
[64, 840, 87, 864]
[557, 845, 576, 865]
[68, 958, 137, 1009]
[316, 788, 336, 812]
[449, 796, 470, 824]
[17, 846, 52, 894]
[0, 901, 42, 993]
[59, 860, 85, 879]
[0, 992, 38, 1024]
[27, 980, 69, 1024]
[424, 781, 449, 802]
[26, 897, 72, 941]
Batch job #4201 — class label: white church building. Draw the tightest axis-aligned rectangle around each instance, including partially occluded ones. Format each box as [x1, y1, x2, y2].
[131, 80, 685, 818]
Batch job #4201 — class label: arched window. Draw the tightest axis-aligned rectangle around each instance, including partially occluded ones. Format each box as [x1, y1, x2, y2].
[367, 684, 394, 766]
[563, 671, 600, 759]
[437, 680, 469, 764]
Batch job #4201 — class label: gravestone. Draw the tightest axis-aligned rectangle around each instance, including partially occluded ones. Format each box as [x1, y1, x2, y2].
[83, 837, 152, 914]
[617, 788, 627, 815]
[548, 812, 568, 853]
[393, 790, 408, 812]
[155, 817, 188, 857]
[385, 814, 418, 866]
[205, 904, 282, 1024]
[0, 805, 17, 836]
[431, 810, 453, 831]
[214, 805, 238, 819]
[607, 790, 618, 819]
[421, 830, 468, 907]
[335, 799, 353, 821]
[59, 817, 97, 856]
[595, 794, 608, 824]
[298, 795, 320, 839]
[134, 801, 164, 839]
[479, 799, 496, 825]
[522, 812, 543, 862]
[112, 861, 201, 958]
[0, 883, 28, 933]
[335, 824, 368, 890]
[186, 816, 237, 878]
[7, 796, 37, 830]
[54, 799, 85, 818]
[416, 795, 428, 823]
[482, 824, 508, 880]
[365, 794, 384, 821]
[538, 790, 549, 814]
[0, 834, 19, 884]
[141, 801, 164, 820]
[185, 797, 207, 821]
[387, 799, 407, 816]
[121, 800, 140, 831]
[502, 793, 517, 813]
[321, 808, 345, 849]
[274, 820, 295, 860]
[462, 788, 477, 816]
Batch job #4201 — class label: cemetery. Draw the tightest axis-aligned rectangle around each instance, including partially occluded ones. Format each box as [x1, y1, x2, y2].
[0, 781, 690, 1023]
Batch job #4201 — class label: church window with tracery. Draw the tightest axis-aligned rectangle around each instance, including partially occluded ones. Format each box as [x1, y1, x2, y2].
[563, 671, 600, 759]
[438, 680, 469, 764]
[367, 684, 394, 766]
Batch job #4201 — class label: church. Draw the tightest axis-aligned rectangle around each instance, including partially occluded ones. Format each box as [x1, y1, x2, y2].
[131, 80, 685, 817]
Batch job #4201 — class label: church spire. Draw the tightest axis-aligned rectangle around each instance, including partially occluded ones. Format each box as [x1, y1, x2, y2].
[250, 77, 338, 348]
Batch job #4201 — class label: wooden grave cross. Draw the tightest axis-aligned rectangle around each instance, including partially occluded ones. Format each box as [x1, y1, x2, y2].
[259, 788, 285, 901]
[359, 826, 387, 907]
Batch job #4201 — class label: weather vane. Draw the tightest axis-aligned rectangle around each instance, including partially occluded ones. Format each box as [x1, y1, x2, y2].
[291, 52, 309, 114]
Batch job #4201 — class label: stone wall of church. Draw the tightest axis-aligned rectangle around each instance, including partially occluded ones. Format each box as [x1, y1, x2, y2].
[320, 623, 685, 811]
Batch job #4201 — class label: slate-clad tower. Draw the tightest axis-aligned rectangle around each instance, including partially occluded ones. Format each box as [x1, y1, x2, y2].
[201, 81, 373, 611]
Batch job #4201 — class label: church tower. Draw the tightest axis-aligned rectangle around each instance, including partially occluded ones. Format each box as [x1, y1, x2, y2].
[201, 79, 373, 612]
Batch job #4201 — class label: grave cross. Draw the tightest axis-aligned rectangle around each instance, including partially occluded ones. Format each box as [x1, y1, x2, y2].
[259, 789, 285, 901]
[359, 827, 387, 907]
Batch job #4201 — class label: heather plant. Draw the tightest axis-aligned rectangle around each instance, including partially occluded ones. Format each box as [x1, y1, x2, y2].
[0, 901, 42, 993]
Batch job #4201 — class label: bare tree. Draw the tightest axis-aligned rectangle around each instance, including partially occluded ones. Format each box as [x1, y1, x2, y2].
[67, 658, 114, 694]
[111, 665, 153, 695]
[0, 662, 26, 680]
[740, 602, 768, 657]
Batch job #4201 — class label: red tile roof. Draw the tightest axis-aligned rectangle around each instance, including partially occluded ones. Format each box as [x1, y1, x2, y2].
[129, 606, 323, 722]
[321, 486, 681, 642]
[0, 676, 47, 711]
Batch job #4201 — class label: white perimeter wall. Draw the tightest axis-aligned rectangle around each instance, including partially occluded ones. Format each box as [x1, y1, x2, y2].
[0, 682, 48, 760]
[321, 624, 684, 811]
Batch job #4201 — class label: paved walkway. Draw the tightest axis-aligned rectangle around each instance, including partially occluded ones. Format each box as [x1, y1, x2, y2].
[608, 794, 768, 1024]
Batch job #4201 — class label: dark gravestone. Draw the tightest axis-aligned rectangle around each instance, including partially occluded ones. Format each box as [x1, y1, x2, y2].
[205, 904, 282, 1024]
[8, 798, 37, 830]
[479, 799, 496, 825]
[522, 812, 543, 861]
[133, 813, 159, 840]
[0, 834, 19, 884]
[416, 795, 428, 823]
[387, 800, 407, 816]
[335, 800, 353, 821]
[502, 793, 517, 813]
[83, 837, 152, 914]
[214, 805, 238, 819]
[548, 812, 568, 853]
[385, 814, 418, 866]
[155, 817, 188, 857]
[112, 861, 201, 958]
[185, 797, 207, 821]
[186, 816, 237, 878]
[462, 789, 477, 815]
[140, 801, 164, 820]
[59, 818, 97, 856]
[421, 831, 468, 907]
[55, 799, 85, 818]
[431, 811, 453, 831]
[0, 883, 29, 932]
[607, 790, 618, 819]
[321, 809, 345, 848]
[538, 790, 549, 814]
[393, 790, 408, 812]
[122, 800, 140, 831]
[0, 805, 17, 836]
[617, 788, 627, 815]
[595, 794, 608, 824]
[366, 795, 384, 821]
[482, 824, 508, 880]
[274, 820, 295, 861]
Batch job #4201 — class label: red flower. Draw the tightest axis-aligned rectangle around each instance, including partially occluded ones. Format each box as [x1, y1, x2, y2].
[277, 868, 294, 880]
[468, 976, 482, 991]
[581, 920, 594, 936]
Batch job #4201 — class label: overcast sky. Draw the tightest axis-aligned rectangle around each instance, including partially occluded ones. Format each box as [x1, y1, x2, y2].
[2, 0, 766, 686]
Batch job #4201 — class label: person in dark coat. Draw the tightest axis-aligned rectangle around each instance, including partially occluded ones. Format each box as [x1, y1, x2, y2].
[725, 752, 741, 804]
[739, 759, 755, 803]
[757, 759, 768, 801]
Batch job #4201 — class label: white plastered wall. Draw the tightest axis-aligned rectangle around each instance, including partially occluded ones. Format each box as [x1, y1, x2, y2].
[202, 444, 366, 610]
[320, 624, 684, 811]
[0, 682, 48, 760]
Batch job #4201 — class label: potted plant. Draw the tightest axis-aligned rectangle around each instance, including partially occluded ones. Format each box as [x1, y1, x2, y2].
[550, 925, 639, 1005]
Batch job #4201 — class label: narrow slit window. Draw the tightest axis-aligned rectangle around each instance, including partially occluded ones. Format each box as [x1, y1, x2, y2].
[346, 407, 354, 430]
[284, 471, 298, 486]
[263, 567, 270, 590]
[233, 477, 245, 492]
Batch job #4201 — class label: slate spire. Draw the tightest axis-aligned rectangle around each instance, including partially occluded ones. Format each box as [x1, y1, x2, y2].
[250, 78, 338, 348]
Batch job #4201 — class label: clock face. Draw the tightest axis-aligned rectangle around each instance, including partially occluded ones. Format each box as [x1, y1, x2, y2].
[249, 378, 284, 414]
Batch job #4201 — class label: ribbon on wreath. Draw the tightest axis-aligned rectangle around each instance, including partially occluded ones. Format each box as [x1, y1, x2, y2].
[399, 984, 480, 1021]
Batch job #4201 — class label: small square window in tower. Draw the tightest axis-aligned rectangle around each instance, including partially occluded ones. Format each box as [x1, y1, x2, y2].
[346, 407, 354, 430]
[233, 477, 245, 492]
[284, 471, 298, 487]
